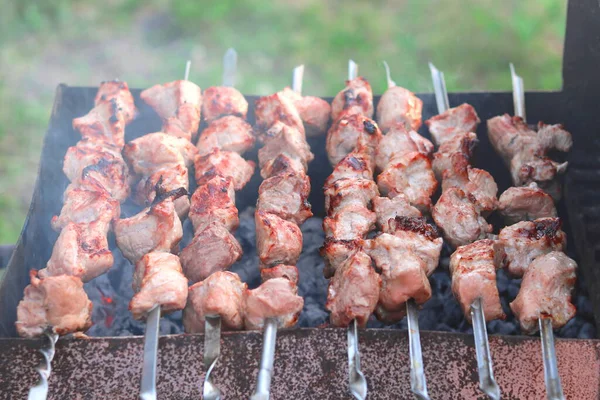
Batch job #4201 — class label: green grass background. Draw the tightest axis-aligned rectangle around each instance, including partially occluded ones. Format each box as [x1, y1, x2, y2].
[0, 0, 567, 243]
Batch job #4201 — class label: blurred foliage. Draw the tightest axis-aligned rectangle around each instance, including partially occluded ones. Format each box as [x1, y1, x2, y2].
[0, 0, 567, 243]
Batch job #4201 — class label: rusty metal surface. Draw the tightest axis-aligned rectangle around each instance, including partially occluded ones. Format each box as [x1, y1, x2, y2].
[0, 329, 598, 400]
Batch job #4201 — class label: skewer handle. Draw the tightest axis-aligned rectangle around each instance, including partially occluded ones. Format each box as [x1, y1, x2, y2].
[348, 60, 358, 80]
[184, 60, 191, 81]
[203, 316, 222, 400]
[250, 318, 278, 400]
[471, 298, 501, 400]
[139, 305, 160, 400]
[407, 300, 430, 400]
[428, 62, 450, 114]
[383, 61, 397, 89]
[539, 317, 565, 400]
[292, 65, 304, 94]
[510, 63, 526, 121]
[222, 48, 237, 87]
[27, 331, 58, 400]
[347, 319, 367, 400]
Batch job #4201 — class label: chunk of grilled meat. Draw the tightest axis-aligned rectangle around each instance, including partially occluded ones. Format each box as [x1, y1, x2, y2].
[372, 195, 421, 233]
[487, 115, 572, 199]
[189, 175, 238, 233]
[72, 99, 127, 148]
[324, 150, 374, 189]
[194, 148, 256, 191]
[197, 115, 255, 155]
[95, 80, 136, 123]
[320, 239, 361, 279]
[441, 157, 498, 214]
[183, 271, 247, 333]
[375, 124, 434, 171]
[432, 187, 493, 248]
[40, 221, 113, 282]
[510, 251, 577, 334]
[326, 114, 382, 166]
[130, 252, 188, 319]
[124, 132, 197, 176]
[326, 251, 381, 327]
[331, 77, 374, 121]
[140, 80, 202, 141]
[255, 211, 303, 268]
[425, 103, 480, 146]
[244, 277, 304, 330]
[376, 86, 423, 132]
[51, 188, 120, 232]
[257, 170, 312, 225]
[377, 152, 438, 213]
[63, 140, 131, 201]
[260, 153, 306, 181]
[261, 264, 299, 285]
[16, 271, 92, 338]
[258, 123, 314, 178]
[114, 193, 184, 264]
[180, 222, 243, 283]
[324, 178, 378, 215]
[449, 239, 505, 322]
[431, 131, 478, 181]
[498, 184, 557, 225]
[255, 92, 305, 137]
[134, 165, 190, 218]
[202, 86, 248, 124]
[323, 204, 376, 241]
[280, 87, 332, 136]
[495, 217, 566, 277]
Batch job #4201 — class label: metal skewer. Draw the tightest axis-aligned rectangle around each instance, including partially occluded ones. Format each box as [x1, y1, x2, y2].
[429, 62, 499, 399]
[28, 330, 59, 400]
[140, 60, 193, 400]
[510, 63, 564, 400]
[343, 59, 368, 400]
[202, 49, 238, 400]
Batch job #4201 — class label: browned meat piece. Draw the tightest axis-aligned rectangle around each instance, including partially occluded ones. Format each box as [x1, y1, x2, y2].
[323, 204, 376, 241]
[244, 277, 304, 330]
[425, 103, 480, 146]
[385, 216, 443, 276]
[257, 171, 312, 225]
[449, 239, 505, 322]
[320, 239, 361, 279]
[498, 184, 557, 225]
[189, 175, 238, 233]
[140, 80, 202, 141]
[16, 271, 92, 338]
[195, 148, 256, 191]
[130, 252, 188, 319]
[377, 152, 437, 212]
[375, 124, 433, 171]
[255, 92, 305, 137]
[324, 150, 374, 188]
[95, 80, 137, 123]
[441, 157, 498, 213]
[376, 86, 423, 132]
[134, 165, 190, 218]
[114, 193, 184, 264]
[124, 132, 197, 175]
[375, 306, 407, 324]
[261, 264, 299, 285]
[180, 222, 243, 283]
[324, 178, 378, 215]
[63, 140, 131, 201]
[258, 123, 314, 177]
[364, 234, 431, 319]
[197, 115, 255, 155]
[40, 221, 113, 282]
[510, 251, 577, 334]
[326, 114, 382, 166]
[202, 86, 248, 123]
[260, 153, 306, 181]
[431, 131, 478, 180]
[487, 115, 572, 199]
[432, 188, 492, 248]
[72, 100, 127, 148]
[51, 188, 120, 232]
[372, 195, 421, 232]
[326, 251, 381, 327]
[183, 271, 247, 333]
[280, 87, 332, 136]
[495, 217, 566, 277]
[331, 77, 374, 121]
[255, 211, 303, 268]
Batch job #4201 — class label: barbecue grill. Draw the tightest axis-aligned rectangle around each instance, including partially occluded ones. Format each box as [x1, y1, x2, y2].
[1, 0, 599, 398]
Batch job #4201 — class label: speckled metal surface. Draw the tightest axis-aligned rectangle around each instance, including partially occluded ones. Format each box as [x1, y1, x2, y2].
[1, 329, 598, 399]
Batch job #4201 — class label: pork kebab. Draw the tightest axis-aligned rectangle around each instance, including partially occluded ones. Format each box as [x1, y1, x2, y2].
[16, 81, 137, 398]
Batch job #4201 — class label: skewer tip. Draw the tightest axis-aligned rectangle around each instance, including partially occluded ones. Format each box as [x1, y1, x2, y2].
[184, 60, 192, 81]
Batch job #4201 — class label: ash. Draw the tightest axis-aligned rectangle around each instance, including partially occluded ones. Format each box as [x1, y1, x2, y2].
[84, 209, 596, 339]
